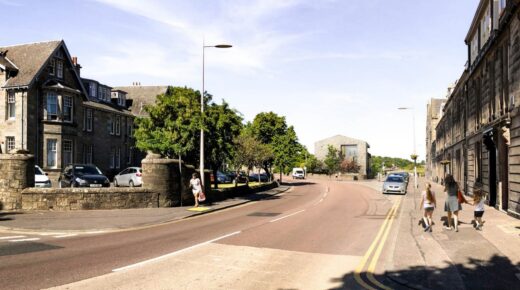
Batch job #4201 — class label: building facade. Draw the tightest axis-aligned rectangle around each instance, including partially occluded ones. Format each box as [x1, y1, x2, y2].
[426, 98, 446, 182]
[0, 40, 138, 182]
[431, 0, 520, 218]
[314, 135, 371, 177]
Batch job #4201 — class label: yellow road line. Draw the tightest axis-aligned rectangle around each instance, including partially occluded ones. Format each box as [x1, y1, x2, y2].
[354, 199, 399, 289]
[366, 198, 401, 290]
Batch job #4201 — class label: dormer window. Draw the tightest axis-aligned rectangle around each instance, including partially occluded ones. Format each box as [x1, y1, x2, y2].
[48, 59, 55, 75]
[118, 93, 126, 106]
[90, 82, 97, 98]
[56, 60, 63, 78]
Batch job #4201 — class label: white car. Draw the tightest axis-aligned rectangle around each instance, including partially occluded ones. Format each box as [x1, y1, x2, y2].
[114, 167, 142, 187]
[292, 168, 305, 179]
[35, 165, 52, 187]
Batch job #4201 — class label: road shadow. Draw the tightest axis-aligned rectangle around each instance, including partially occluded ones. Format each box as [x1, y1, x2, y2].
[280, 181, 315, 187]
[329, 254, 520, 290]
[0, 211, 24, 222]
[0, 242, 63, 257]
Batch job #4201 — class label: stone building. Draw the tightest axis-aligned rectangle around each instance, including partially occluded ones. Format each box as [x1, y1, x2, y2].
[314, 135, 371, 177]
[113, 85, 168, 117]
[426, 98, 447, 181]
[0, 40, 138, 182]
[431, 0, 520, 218]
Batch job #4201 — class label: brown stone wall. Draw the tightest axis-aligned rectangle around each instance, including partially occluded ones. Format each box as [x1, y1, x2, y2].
[21, 187, 158, 210]
[0, 154, 34, 210]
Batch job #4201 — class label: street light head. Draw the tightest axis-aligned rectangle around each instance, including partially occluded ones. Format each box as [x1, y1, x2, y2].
[397, 107, 409, 110]
[215, 44, 232, 48]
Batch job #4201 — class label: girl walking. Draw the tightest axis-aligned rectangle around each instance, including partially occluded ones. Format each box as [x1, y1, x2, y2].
[189, 173, 203, 207]
[420, 183, 436, 232]
[473, 185, 485, 230]
[444, 174, 462, 232]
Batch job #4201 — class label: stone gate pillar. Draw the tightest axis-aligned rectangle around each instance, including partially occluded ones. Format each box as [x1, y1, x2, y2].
[0, 153, 34, 210]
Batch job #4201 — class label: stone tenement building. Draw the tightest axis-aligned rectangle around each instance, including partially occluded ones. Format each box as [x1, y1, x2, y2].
[426, 97, 447, 181]
[431, 0, 520, 218]
[314, 135, 371, 177]
[0, 40, 139, 181]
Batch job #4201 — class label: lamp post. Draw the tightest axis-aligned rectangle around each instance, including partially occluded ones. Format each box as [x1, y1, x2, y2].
[201, 42, 232, 185]
[398, 107, 418, 189]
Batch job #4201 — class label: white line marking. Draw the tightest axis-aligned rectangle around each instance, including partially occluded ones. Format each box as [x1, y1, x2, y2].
[112, 231, 241, 272]
[54, 234, 78, 238]
[0, 236, 26, 240]
[38, 232, 66, 236]
[319, 198, 324, 203]
[270, 210, 305, 223]
[9, 238, 40, 242]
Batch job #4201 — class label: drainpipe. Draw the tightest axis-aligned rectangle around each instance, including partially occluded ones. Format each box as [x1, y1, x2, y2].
[464, 83, 468, 193]
[21, 90, 25, 150]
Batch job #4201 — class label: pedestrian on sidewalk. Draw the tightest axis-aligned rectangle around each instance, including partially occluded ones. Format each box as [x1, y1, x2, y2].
[443, 174, 462, 232]
[472, 183, 485, 231]
[420, 182, 436, 232]
[190, 173, 203, 207]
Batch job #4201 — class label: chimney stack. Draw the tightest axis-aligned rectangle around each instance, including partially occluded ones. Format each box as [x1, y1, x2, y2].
[72, 56, 81, 77]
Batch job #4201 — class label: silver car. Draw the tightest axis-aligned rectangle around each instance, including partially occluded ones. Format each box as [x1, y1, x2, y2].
[114, 167, 142, 187]
[383, 175, 407, 194]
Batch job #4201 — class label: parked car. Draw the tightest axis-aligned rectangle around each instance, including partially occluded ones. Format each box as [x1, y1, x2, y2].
[249, 173, 270, 182]
[392, 172, 410, 184]
[34, 165, 52, 188]
[382, 175, 407, 194]
[292, 168, 305, 179]
[226, 171, 248, 183]
[216, 171, 233, 184]
[58, 164, 110, 188]
[114, 167, 142, 187]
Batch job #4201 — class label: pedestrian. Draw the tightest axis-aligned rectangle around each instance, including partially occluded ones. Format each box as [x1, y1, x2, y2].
[189, 173, 203, 207]
[472, 184, 485, 231]
[420, 182, 436, 232]
[443, 174, 463, 232]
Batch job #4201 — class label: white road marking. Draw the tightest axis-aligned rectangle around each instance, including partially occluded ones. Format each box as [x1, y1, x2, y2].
[270, 210, 306, 223]
[112, 231, 242, 272]
[38, 232, 67, 236]
[9, 238, 40, 242]
[0, 236, 26, 240]
[54, 234, 78, 238]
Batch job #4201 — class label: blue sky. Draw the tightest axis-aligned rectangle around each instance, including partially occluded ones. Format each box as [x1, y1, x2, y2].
[1, 0, 478, 160]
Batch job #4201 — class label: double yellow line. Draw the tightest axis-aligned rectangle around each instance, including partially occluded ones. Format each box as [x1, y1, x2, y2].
[354, 197, 402, 290]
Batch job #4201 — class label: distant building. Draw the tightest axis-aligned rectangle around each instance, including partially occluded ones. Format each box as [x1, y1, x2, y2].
[426, 97, 446, 182]
[314, 135, 371, 176]
[113, 85, 168, 117]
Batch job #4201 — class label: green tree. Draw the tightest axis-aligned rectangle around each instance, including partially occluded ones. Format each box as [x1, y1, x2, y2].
[272, 126, 299, 182]
[204, 100, 243, 189]
[232, 133, 273, 185]
[324, 145, 341, 176]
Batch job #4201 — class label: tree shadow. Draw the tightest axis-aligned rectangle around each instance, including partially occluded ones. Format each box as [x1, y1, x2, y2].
[283, 181, 315, 186]
[328, 254, 520, 290]
[0, 211, 24, 222]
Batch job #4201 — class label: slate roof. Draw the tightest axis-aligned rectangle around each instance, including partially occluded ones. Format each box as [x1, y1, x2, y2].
[0, 55, 18, 71]
[0, 40, 62, 88]
[113, 85, 168, 116]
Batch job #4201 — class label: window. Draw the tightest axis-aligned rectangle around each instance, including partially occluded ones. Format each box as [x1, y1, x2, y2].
[83, 144, 93, 164]
[48, 59, 55, 75]
[110, 148, 115, 169]
[108, 116, 114, 135]
[127, 146, 132, 164]
[56, 60, 63, 78]
[47, 139, 57, 168]
[98, 86, 103, 101]
[480, 5, 492, 46]
[127, 119, 133, 137]
[116, 147, 121, 169]
[118, 92, 126, 106]
[63, 140, 73, 166]
[475, 141, 482, 182]
[84, 108, 93, 132]
[46, 92, 58, 120]
[499, 0, 507, 15]
[90, 82, 97, 98]
[7, 91, 15, 119]
[115, 115, 121, 136]
[6, 136, 15, 153]
[63, 96, 73, 122]
[341, 144, 358, 162]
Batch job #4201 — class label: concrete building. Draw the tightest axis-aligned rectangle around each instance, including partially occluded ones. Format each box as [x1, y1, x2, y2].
[314, 135, 371, 177]
[430, 0, 520, 218]
[0, 40, 138, 181]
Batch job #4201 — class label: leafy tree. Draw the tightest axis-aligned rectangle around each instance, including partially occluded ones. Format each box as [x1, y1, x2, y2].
[272, 126, 299, 182]
[324, 145, 342, 176]
[232, 133, 273, 185]
[340, 159, 361, 173]
[304, 154, 320, 173]
[134, 86, 202, 161]
[204, 100, 243, 189]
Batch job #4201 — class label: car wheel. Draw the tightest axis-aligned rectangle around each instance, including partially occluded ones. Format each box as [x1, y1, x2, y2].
[114, 179, 119, 187]
[129, 180, 134, 187]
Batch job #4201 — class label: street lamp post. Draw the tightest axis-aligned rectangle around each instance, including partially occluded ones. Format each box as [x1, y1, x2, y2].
[398, 107, 418, 189]
[201, 42, 232, 186]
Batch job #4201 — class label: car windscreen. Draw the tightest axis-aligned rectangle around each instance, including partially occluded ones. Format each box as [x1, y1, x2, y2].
[295, 170, 303, 174]
[74, 166, 102, 176]
[386, 176, 404, 182]
[35, 166, 44, 175]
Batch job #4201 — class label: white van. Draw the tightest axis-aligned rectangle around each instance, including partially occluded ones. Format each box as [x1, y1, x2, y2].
[292, 168, 305, 179]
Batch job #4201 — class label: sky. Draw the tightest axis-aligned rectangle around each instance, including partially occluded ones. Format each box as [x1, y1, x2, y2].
[1, 0, 478, 160]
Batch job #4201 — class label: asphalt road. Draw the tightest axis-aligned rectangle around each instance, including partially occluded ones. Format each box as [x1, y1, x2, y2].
[0, 180, 399, 290]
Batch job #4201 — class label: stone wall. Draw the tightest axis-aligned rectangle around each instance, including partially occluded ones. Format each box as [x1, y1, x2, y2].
[0, 153, 34, 210]
[21, 187, 157, 210]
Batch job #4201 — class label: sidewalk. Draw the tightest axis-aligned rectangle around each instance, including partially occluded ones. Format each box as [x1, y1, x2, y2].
[386, 177, 520, 290]
[0, 185, 290, 233]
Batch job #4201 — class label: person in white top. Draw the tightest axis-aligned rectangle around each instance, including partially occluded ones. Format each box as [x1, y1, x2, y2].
[472, 185, 485, 231]
[420, 183, 436, 232]
[189, 173, 202, 207]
